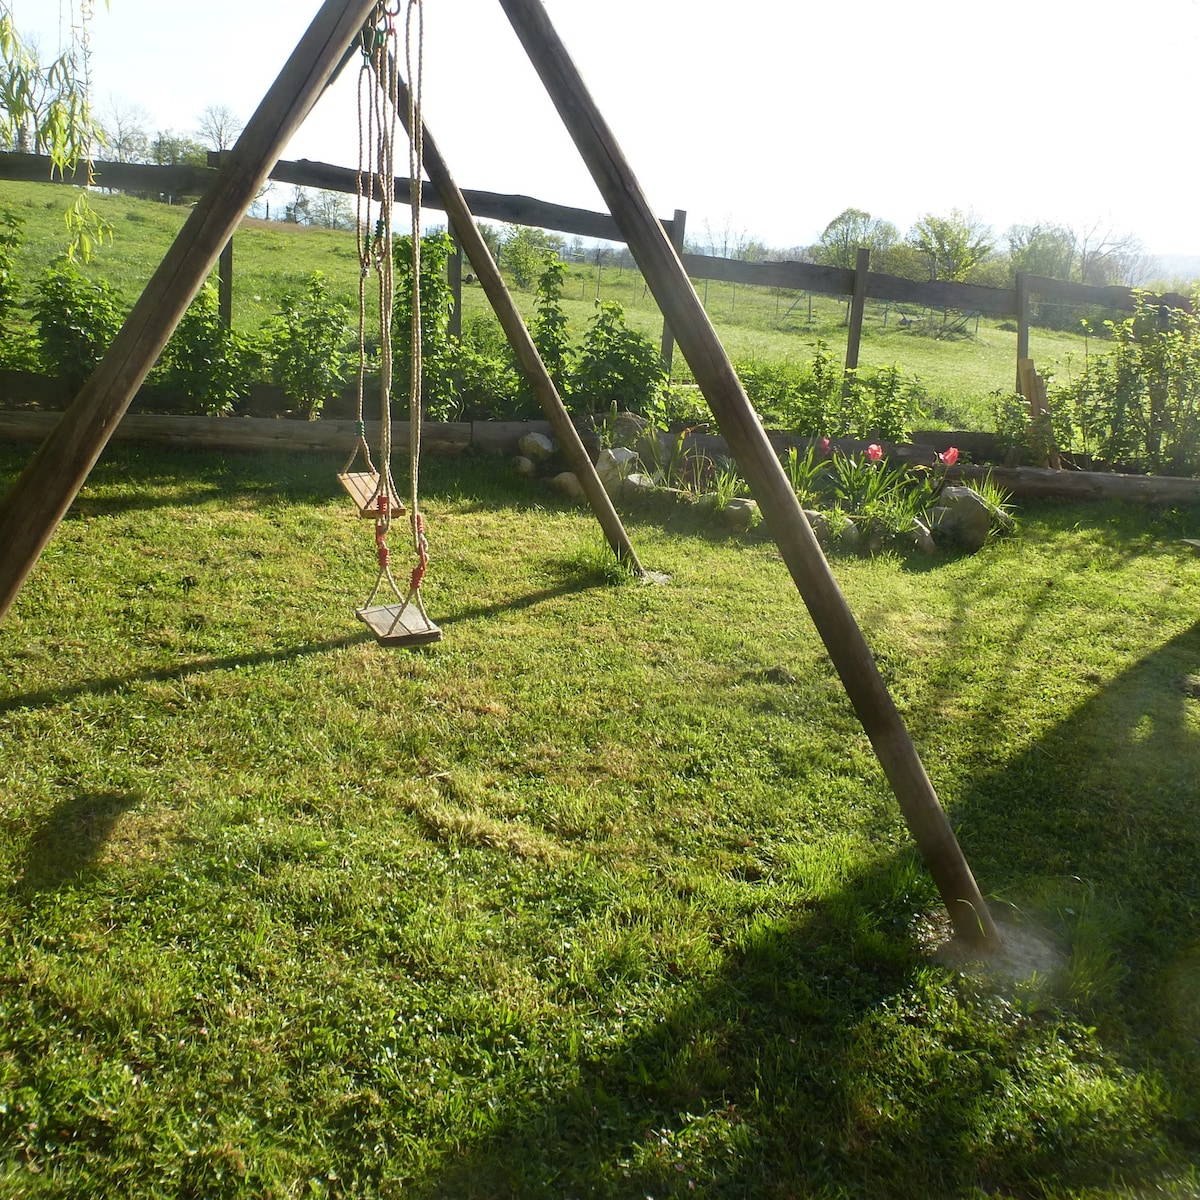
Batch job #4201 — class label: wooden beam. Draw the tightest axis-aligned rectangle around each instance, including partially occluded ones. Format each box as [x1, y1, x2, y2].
[374, 49, 646, 575]
[0, 0, 382, 623]
[498, 0, 1000, 951]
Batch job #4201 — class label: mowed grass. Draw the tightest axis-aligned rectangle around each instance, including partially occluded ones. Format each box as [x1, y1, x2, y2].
[0, 179, 1095, 429]
[1, 443, 1200, 1197]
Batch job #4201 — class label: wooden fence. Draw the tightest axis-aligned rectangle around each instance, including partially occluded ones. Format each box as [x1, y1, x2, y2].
[1, 150, 1193, 397]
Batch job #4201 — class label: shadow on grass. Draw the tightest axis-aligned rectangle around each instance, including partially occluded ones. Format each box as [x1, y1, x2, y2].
[398, 849, 1176, 1199]
[14, 790, 141, 892]
[0, 632, 371, 715]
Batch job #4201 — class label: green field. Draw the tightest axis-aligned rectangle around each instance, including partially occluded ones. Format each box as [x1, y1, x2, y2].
[1, 441, 1199, 1197]
[0, 179, 1098, 430]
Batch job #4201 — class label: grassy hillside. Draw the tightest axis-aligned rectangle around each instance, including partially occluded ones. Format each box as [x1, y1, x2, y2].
[1, 179, 1097, 429]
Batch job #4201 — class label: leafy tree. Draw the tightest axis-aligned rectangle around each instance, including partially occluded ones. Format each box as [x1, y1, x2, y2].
[814, 208, 900, 270]
[572, 300, 665, 416]
[529, 253, 573, 397]
[908, 209, 994, 282]
[307, 189, 353, 230]
[1006, 222, 1077, 282]
[149, 128, 207, 167]
[501, 225, 563, 289]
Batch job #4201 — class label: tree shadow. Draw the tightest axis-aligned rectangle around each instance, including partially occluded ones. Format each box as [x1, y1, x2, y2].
[14, 790, 142, 893]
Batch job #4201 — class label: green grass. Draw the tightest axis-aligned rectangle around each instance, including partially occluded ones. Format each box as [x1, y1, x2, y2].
[1, 443, 1199, 1196]
[0, 179, 1098, 430]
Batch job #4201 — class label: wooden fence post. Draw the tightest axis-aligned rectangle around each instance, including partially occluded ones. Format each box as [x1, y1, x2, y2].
[0, 0, 383, 624]
[660, 207, 686, 376]
[843, 246, 870, 398]
[1016, 271, 1030, 393]
[497, 0, 1000, 952]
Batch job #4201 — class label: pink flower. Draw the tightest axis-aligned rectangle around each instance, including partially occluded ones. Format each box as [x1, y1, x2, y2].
[866, 443, 883, 462]
[819, 437, 831, 455]
[939, 446, 960, 466]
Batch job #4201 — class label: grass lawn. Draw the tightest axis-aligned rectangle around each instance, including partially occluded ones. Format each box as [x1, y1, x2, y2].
[1, 441, 1199, 1197]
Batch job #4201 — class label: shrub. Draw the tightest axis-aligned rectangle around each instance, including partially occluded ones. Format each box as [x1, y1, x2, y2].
[0, 210, 35, 369]
[159, 282, 253, 415]
[32, 263, 126, 390]
[392, 232, 458, 420]
[454, 314, 525, 420]
[571, 300, 666, 416]
[269, 271, 352, 419]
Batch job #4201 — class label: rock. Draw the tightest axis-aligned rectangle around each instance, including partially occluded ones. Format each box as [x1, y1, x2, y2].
[621, 472, 657, 496]
[911, 517, 937, 555]
[723, 497, 759, 531]
[518, 431, 555, 460]
[512, 455, 536, 477]
[838, 519, 862, 555]
[802, 509, 829, 545]
[595, 446, 641, 496]
[933, 486, 994, 552]
[609, 411, 649, 448]
[551, 471, 584, 499]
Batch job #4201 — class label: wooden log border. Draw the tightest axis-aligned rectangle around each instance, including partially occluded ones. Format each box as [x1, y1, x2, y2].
[4, 415, 1198, 506]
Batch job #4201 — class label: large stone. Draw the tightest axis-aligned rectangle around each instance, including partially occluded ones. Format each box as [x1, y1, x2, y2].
[933, 486, 994, 552]
[512, 455, 537, 477]
[621, 472, 657, 496]
[518, 431, 555, 460]
[723, 497, 760, 531]
[609, 411, 649, 448]
[595, 446, 641, 496]
[802, 509, 829, 546]
[551, 471, 584, 499]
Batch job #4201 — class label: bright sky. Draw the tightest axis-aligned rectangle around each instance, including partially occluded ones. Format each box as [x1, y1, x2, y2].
[12, 0, 1200, 258]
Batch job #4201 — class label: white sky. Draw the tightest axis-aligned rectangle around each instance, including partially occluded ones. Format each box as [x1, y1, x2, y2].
[11, 0, 1200, 257]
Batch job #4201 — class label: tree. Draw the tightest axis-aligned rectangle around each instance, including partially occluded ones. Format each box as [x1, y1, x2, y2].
[814, 207, 899, 270]
[307, 189, 353, 230]
[100, 95, 150, 163]
[501, 225, 564, 289]
[1073, 219, 1146, 287]
[149, 128, 207, 167]
[1006, 222, 1078, 282]
[908, 209, 994, 282]
[196, 103, 242, 154]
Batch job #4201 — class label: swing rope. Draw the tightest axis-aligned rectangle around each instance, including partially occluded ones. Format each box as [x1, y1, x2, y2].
[354, 0, 436, 638]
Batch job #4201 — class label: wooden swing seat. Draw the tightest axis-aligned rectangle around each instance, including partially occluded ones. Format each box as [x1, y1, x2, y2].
[338, 470, 406, 519]
[356, 603, 442, 646]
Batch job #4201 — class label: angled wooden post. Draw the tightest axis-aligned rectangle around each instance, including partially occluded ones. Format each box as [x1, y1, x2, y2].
[0, 0, 382, 623]
[376, 50, 646, 575]
[498, 0, 1000, 950]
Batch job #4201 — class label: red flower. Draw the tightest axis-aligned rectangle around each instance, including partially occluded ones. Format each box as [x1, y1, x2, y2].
[819, 437, 831, 455]
[866, 443, 883, 462]
[939, 446, 960, 466]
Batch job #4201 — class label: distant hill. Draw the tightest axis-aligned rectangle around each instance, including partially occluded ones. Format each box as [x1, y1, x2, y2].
[1147, 254, 1200, 285]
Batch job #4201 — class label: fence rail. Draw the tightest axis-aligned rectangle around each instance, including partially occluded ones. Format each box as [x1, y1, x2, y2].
[1, 151, 1193, 396]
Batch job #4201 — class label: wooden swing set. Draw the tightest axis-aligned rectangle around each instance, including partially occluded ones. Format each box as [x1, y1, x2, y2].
[0, 0, 1001, 953]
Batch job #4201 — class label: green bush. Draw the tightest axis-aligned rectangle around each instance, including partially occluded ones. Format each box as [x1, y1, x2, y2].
[0, 210, 35, 369]
[159, 282, 253, 415]
[571, 300, 666, 416]
[32, 263, 126, 390]
[269, 271, 352, 419]
[454, 314, 525, 420]
[392, 232, 458, 420]
[1048, 295, 1200, 474]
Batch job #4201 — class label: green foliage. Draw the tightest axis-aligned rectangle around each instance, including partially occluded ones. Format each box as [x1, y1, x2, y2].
[159, 282, 253, 416]
[0, 207, 28, 366]
[31, 261, 125, 389]
[1048, 296, 1200, 474]
[529, 253, 573, 394]
[908, 208, 994, 282]
[737, 345, 923, 440]
[572, 300, 666, 416]
[392, 231, 458, 420]
[781, 442, 833, 507]
[500, 225, 563, 290]
[269, 271, 352, 419]
[454, 314, 525, 420]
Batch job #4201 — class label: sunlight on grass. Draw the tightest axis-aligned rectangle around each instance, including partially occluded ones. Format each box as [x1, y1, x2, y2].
[1, 446, 1199, 1196]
